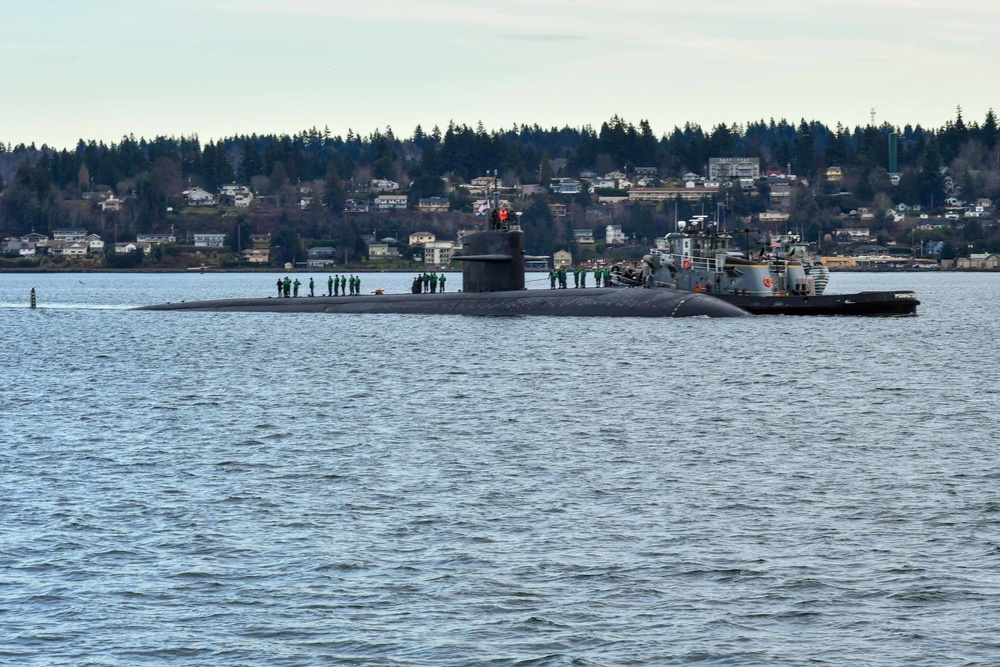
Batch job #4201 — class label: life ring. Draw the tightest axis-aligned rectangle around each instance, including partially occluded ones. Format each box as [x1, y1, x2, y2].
[763, 277, 773, 288]
[682, 258, 692, 269]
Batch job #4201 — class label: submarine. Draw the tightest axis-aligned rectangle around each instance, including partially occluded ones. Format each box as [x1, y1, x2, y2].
[138, 211, 748, 318]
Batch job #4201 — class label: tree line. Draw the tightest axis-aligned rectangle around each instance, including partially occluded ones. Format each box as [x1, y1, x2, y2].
[1, 108, 998, 257]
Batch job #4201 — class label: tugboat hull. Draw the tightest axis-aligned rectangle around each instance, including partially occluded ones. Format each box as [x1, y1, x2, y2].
[714, 290, 919, 316]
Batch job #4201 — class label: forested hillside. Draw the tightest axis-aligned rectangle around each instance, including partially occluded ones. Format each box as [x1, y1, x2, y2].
[1, 108, 998, 260]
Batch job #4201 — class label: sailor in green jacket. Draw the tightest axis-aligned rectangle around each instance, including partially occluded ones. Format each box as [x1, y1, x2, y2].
[340, 275, 347, 295]
[549, 270, 557, 289]
[283, 276, 291, 297]
[292, 278, 301, 297]
[594, 268, 601, 287]
[438, 273, 446, 292]
[327, 275, 333, 296]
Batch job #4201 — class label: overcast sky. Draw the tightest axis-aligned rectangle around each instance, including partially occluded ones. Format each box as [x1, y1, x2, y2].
[4, 0, 998, 149]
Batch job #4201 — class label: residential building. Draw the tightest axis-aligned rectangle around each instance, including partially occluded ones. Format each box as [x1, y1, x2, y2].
[235, 192, 254, 207]
[21, 232, 48, 246]
[243, 248, 270, 264]
[835, 228, 871, 244]
[5, 240, 36, 256]
[344, 199, 369, 214]
[417, 197, 450, 212]
[549, 178, 581, 194]
[634, 167, 659, 178]
[423, 240, 455, 268]
[409, 231, 436, 246]
[708, 157, 760, 180]
[606, 225, 626, 245]
[84, 233, 105, 253]
[115, 241, 153, 254]
[370, 179, 400, 192]
[193, 233, 226, 247]
[137, 233, 177, 245]
[368, 243, 400, 259]
[184, 188, 217, 206]
[629, 186, 717, 203]
[758, 211, 791, 224]
[573, 229, 595, 245]
[219, 184, 251, 197]
[471, 176, 502, 188]
[825, 166, 844, 182]
[374, 194, 408, 210]
[308, 247, 337, 259]
[101, 195, 123, 212]
[549, 203, 567, 217]
[52, 228, 88, 242]
[553, 250, 573, 269]
[249, 233, 271, 249]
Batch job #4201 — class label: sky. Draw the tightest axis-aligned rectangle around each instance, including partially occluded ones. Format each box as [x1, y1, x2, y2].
[3, 0, 999, 150]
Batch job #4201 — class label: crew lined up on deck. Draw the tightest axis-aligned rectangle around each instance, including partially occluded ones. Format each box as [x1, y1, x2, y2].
[550, 267, 610, 289]
[411, 272, 446, 294]
[276, 274, 360, 297]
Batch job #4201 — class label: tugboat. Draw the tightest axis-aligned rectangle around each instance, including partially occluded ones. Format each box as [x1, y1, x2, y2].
[625, 217, 919, 316]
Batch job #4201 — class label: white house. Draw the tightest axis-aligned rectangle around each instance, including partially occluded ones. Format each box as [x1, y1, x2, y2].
[5, 240, 36, 256]
[184, 188, 217, 206]
[84, 233, 105, 253]
[606, 224, 626, 244]
[374, 194, 408, 210]
[219, 184, 251, 197]
[553, 250, 573, 269]
[370, 179, 400, 192]
[100, 195, 122, 212]
[235, 192, 254, 208]
[193, 233, 226, 247]
[52, 228, 88, 242]
[137, 233, 177, 245]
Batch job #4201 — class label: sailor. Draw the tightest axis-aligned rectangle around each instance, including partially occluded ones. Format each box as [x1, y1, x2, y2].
[355, 274, 361, 295]
[277, 277, 283, 297]
[430, 272, 438, 293]
[573, 268, 580, 288]
[309, 277, 315, 297]
[580, 270, 586, 289]
[549, 270, 557, 289]
[422, 272, 430, 293]
[439, 273, 446, 292]
[594, 268, 601, 287]
[283, 276, 291, 297]
[327, 275, 333, 296]
[293, 278, 301, 297]
[340, 274, 347, 295]
[412, 276, 422, 293]
[334, 274, 340, 296]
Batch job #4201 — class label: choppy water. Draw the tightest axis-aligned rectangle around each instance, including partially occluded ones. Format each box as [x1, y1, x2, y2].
[2, 270, 999, 666]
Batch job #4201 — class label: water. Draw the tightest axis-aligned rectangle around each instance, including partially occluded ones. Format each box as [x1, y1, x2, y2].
[2, 271, 999, 666]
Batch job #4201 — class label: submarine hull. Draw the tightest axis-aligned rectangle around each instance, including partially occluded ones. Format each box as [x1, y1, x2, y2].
[137, 287, 749, 317]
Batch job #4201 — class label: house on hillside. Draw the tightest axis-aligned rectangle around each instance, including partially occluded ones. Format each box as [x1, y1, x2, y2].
[606, 225, 626, 244]
[184, 188, 217, 206]
[193, 233, 226, 247]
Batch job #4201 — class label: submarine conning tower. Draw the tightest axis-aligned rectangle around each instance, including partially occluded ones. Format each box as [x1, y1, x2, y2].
[452, 227, 526, 293]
